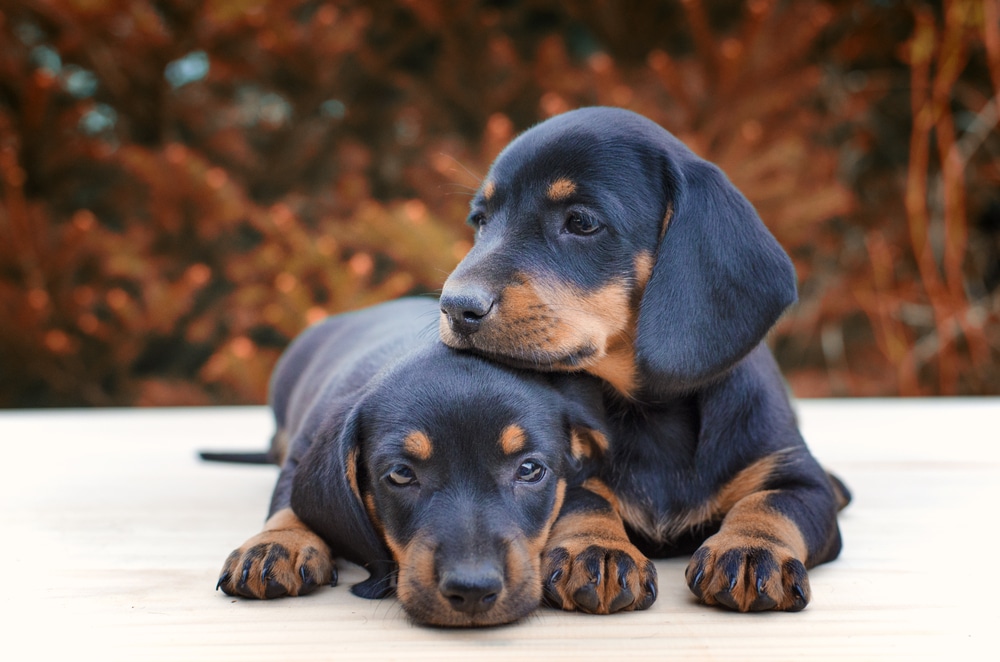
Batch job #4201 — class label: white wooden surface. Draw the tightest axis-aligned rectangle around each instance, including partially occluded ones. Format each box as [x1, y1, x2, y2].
[1, 399, 998, 661]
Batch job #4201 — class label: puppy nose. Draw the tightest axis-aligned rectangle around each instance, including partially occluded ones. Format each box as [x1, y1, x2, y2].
[440, 288, 494, 336]
[439, 565, 503, 615]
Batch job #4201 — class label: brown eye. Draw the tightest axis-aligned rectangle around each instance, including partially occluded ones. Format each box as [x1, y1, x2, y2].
[387, 465, 417, 487]
[564, 211, 602, 236]
[515, 460, 546, 483]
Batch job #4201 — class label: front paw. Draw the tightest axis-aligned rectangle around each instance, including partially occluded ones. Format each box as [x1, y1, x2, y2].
[685, 534, 810, 612]
[217, 527, 335, 599]
[542, 543, 657, 614]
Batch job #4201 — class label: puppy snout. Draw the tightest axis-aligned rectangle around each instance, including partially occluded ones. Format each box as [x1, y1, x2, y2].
[440, 287, 494, 336]
[439, 563, 504, 615]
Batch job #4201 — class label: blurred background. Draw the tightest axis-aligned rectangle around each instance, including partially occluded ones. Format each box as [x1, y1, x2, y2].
[0, 0, 997, 407]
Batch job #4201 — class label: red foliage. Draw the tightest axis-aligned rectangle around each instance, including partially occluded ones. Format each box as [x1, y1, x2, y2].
[0, 0, 997, 406]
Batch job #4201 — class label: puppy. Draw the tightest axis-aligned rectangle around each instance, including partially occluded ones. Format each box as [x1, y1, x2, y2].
[439, 107, 849, 613]
[214, 297, 641, 626]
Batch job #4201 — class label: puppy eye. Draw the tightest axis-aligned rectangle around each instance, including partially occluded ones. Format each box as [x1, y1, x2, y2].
[564, 211, 602, 236]
[468, 211, 487, 229]
[515, 460, 546, 484]
[386, 465, 417, 487]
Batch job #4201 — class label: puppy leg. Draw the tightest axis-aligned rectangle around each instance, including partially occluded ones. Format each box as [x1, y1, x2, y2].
[685, 485, 841, 612]
[542, 479, 657, 614]
[217, 508, 336, 599]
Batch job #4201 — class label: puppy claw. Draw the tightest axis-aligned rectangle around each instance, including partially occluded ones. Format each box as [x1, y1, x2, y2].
[543, 544, 657, 614]
[685, 536, 812, 612]
[240, 556, 253, 585]
[217, 524, 334, 599]
[637, 578, 657, 610]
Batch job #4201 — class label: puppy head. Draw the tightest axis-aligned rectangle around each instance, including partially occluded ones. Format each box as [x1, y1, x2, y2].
[440, 107, 797, 395]
[294, 346, 606, 627]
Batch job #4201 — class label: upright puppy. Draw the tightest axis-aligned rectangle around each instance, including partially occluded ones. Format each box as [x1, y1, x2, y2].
[440, 107, 848, 613]
[215, 297, 648, 627]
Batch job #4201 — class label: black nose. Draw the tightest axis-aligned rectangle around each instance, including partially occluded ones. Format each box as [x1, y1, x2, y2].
[439, 565, 503, 615]
[440, 288, 494, 336]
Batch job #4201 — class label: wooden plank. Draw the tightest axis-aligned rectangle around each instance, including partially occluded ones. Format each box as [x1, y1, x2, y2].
[1, 400, 997, 660]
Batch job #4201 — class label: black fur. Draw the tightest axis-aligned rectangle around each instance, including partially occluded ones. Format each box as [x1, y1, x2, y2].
[440, 107, 847, 612]
[223, 297, 614, 626]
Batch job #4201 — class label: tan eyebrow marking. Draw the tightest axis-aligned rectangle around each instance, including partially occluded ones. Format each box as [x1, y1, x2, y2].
[547, 178, 576, 201]
[403, 431, 433, 460]
[499, 424, 527, 455]
[482, 180, 496, 200]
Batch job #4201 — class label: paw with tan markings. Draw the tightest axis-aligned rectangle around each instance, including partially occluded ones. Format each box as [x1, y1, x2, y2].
[216, 509, 335, 599]
[541, 514, 657, 614]
[685, 531, 810, 612]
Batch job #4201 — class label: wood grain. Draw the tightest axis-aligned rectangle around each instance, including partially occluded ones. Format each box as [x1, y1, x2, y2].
[1, 400, 997, 660]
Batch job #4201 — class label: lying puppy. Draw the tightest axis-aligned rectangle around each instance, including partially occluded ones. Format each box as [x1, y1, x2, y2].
[215, 297, 650, 627]
[440, 107, 849, 613]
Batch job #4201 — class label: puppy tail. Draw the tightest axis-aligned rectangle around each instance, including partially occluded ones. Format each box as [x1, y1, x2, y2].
[199, 429, 289, 466]
[198, 450, 274, 464]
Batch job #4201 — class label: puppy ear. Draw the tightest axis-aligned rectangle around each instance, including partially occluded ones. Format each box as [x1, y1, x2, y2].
[552, 374, 609, 465]
[290, 403, 395, 599]
[635, 153, 797, 391]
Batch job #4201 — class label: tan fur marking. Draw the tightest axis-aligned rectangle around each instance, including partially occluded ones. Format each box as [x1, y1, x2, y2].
[403, 430, 433, 460]
[633, 251, 654, 293]
[590, 429, 609, 453]
[588, 334, 638, 396]
[543, 497, 656, 615]
[618, 451, 788, 543]
[383, 531, 431, 620]
[262, 507, 305, 531]
[581, 477, 619, 509]
[218, 508, 335, 598]
[570, 431, 588, 460]
[547, 178, 577, 201]
[687, 489, 810, 611]
[440, 269, 647, 396]
[345, 446, 361, 502]
[499, 424, 527, 455]
[526, 479, 567, 560]
[660, 200, 674, 241]
[548, 510, 631, 552]
[363, 493, 385, 538]
[569, 428, 609, 459]
[482, 180, 496, 200]
[393, 479, 565, 626]
[717, 491, 809, 560]
[588, 251, 655, 395]
[512, 277, 631, 363]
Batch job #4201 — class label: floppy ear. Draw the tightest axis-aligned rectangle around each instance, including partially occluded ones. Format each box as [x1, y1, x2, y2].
[290, 403, 395, 599]
[634, 151, 797, 392]
[551, 374, 609, 467]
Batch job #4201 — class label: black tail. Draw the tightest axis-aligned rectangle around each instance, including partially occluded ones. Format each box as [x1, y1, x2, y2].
[198, 450, 274, 465]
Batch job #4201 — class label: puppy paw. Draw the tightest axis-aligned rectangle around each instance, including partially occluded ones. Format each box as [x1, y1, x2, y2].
[542, 542, 657, 614]
[685, 534, 810, 612]
[217, 512, 335, 599]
